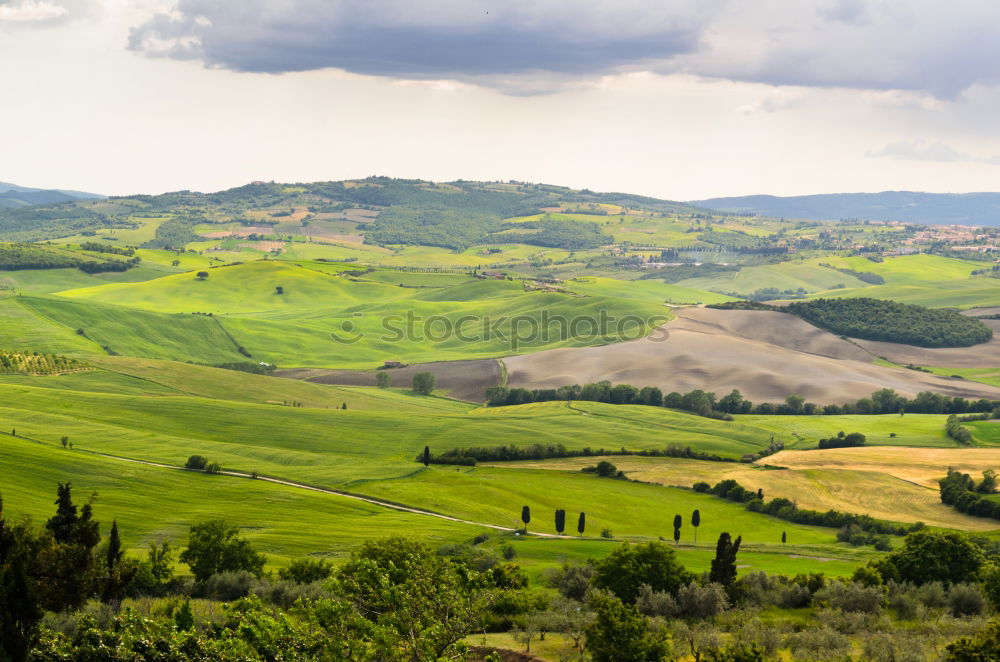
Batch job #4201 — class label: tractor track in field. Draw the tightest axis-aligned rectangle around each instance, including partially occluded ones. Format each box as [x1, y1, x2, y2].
[0, 430, 572, 539]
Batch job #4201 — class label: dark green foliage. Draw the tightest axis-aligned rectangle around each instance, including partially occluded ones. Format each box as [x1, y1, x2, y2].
[577, 512, 586, 536]
[692, 510, 701, 542]
[499, 218, 612, 250]
[421, 445, 430, 467]
[871, 530, 985, 586]
[0, 242, 138, 273]
[185, 455, 208, 470]
[178, 520, 267, 583]
[411, 371, 435, 395]
[585, 460, 623, 478]
[422, 442, 736, 466]
[142, 217, 200, 250]
[946, 619, 1000, 662]
[819, 262, 885, 284]
[710, 532, 742, 588]
[818, 431, 866, 449]
[947, 414, 974, 444]
[0, 204, 124, 242]
[592, 542, 694, 603]
[704, 478, 913, 537]
[213, 361, 276, 375]
[368, 205, 498, 250]
[80, 241, 135, 256]
[521, 505, 531, 531]
[786, 297, 993, 348]
[376, 371, 391, 388]
[554, 509, 566, 535]
[585, 591, 673, 662]
[1, 485, 104, 662]
[939, 469, 1000, 520]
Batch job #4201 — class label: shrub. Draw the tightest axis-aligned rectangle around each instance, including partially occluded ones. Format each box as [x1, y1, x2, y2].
[676, 582, 730, 620]
[185, 455, 208, 470]
[277, 558, 334, 584]
[204, 571, 253, 601]
[815, 580, 885, 614]
[949, 583, 987, 617]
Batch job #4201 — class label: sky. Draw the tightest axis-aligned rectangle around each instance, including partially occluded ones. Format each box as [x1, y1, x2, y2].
[4, 0, 1000, 200]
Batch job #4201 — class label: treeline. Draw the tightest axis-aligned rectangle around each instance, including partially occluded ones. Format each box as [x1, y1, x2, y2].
[418, 442, 738, 467]
[940, 469, 1000, 521]
[0, 242, 139, 273]
[818, 432, 866, 449]
[500, 218, 612, 250]
[710, 297, 994, 348]
[819, 263, 885, 284]
[0, 351, 89, 375]
[695, 478, 918, 538]
[214, 361, 277, 375]
[141, 217, 201, 250]
[80, 241, 135, 256]
[787, 298, 993, 348]
[947, 414, 975, 444]
[485, 382, 1000, 419]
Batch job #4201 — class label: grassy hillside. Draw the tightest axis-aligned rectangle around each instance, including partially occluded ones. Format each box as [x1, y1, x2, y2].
[17, 296, 250, 364]
[48, 261, 676, 368]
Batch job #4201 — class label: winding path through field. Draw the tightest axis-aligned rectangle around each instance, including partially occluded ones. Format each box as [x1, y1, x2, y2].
[3, 430, 570, 539]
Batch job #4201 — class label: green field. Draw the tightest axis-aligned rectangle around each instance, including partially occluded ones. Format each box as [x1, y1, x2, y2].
[737, 413, 957, 449]
[10, 260, 684, 368]
[0, 369, 871, 576]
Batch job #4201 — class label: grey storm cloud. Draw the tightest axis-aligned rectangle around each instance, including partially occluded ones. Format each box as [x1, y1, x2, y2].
[127, 0, 1000, 97]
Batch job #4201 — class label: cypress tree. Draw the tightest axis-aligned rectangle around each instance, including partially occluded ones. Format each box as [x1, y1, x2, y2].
[46, 483, 79, 544]
[106, 520, 123, 571]
[709, 532, 742, 588]
[691, 509, 701, 543]
[422, 446, 430, 467]
[577, 512, 586, 537]
[555, 509, 566, 534]
[521, 505, 531, 532]
[781, 531, 787, 544]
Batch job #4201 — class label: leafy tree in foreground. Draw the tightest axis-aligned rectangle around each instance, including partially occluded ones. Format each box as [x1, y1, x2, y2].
[1, 484, 104, 662]
[585, 590, 672, 662]
[592, 541, 693, 604]
[179, 519, 266, 583]
[871, 529, 984, 586]
[709, 532, 742, 588]
[411, 371, 435, 395]
[946, 619, 1000, 662]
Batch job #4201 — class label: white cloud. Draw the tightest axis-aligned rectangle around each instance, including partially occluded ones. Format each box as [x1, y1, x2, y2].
[0, 0, 67, 22]
[867, 139, 1000, 165]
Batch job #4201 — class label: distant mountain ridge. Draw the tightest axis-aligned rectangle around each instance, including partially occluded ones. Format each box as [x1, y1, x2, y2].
[690, 191, 1000, 226]
[0, 181, 103, 209]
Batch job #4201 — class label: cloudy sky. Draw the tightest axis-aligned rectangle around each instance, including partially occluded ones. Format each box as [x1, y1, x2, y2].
[4, 0, 1000, 199]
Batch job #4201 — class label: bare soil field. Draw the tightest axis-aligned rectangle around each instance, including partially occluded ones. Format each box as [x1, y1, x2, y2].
[277, 358, 501, 402]
[505, 307, 1000, 404]
[964, 307, 1000, 317]
[492, 454, 997, 531]
[854, 319, 1000, 368]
